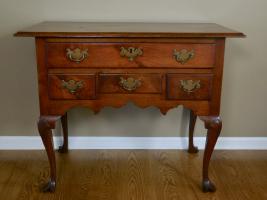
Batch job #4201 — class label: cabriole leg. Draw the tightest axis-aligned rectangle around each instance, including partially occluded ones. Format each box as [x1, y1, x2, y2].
[38, 115, 60, 193]
[199, 116, 222, 192]
[188, 110, 198, 153]
[58, 113, 68, 153]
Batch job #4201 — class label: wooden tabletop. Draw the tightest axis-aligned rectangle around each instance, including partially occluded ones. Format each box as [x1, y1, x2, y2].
[15, 21, 245, 38]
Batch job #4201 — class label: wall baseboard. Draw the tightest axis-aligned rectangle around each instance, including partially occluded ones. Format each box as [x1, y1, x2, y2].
[0, 136, 266, 150]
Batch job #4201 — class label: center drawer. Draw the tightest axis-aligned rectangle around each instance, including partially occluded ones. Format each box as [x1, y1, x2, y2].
[98, 73, 162, 94]
[46, 42, 215, 68]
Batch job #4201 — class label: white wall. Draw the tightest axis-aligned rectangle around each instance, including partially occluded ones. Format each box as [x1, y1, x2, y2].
[0, 0, 266, 137]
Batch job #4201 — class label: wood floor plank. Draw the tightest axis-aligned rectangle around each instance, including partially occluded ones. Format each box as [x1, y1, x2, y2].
[116, 150, 155, 200]
[0, 150, 266, 200]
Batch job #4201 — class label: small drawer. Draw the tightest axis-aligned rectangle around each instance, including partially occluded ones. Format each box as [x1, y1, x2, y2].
[48, 74, 96, 100]
[166, 74, 213, 100]
[46, 42, 215, 68]
[98, 73, 162, 94]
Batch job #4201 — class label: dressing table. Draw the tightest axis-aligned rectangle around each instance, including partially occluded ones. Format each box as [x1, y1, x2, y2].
[15, 22, 244, 193]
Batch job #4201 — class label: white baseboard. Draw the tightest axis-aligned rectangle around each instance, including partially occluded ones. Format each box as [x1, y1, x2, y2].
[0, 136, 266, 150]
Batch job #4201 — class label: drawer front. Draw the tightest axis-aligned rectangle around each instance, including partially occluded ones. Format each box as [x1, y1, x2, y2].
[46, 43, 215, 68]
[48, 74, 96, 99]
[167, 74, 213, 100]
[99, 73, 162, 94]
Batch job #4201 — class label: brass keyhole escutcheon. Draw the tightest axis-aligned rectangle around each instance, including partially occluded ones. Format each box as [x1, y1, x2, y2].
[120, 47, 143, 61]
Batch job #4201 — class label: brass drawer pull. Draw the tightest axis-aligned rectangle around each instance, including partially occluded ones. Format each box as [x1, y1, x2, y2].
[180, 80, 200, 93]
[120, 47, 143, 61]
[119, 77, 141, 91]
[173, 49, 194, 64]
[66, 48, 88, 63]
[62, 79, 84, 94]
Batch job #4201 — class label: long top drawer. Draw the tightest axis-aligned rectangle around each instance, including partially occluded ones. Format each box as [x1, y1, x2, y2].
[46, 43, 215, 68]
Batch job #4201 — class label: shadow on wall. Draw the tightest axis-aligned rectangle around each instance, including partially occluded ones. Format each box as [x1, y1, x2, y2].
[54, 103, 192, 137]
[0, 35, 39, 135]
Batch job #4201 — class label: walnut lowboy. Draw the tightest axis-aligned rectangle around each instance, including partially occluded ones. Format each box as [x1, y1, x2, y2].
[15, 22, 245, 193]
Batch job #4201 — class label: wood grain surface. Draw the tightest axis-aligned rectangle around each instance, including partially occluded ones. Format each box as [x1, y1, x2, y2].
[46, 42, 215, 68]
[48, 74, 96, 100]
[166, 73, 213, 100]
[0, 150, 266, 200]
[98, 73, 162, 94]
[14, 22, 245, 38]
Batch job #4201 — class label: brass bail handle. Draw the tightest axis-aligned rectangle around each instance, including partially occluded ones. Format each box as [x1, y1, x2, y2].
[120, 47, 143, 61]
[119, 77, 141, 91]
[173, 49, 195, 64]
[66, 48, 88, 63]
[180, 80, 201, 93]
[62, 79, 84, 94]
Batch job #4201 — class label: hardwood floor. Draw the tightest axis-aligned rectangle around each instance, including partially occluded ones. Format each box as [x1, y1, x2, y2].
[0, 150, 266, 200]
